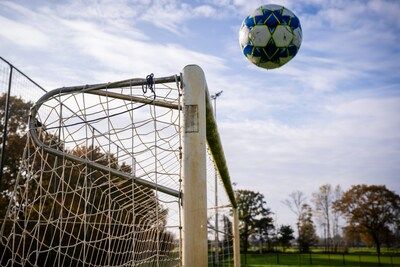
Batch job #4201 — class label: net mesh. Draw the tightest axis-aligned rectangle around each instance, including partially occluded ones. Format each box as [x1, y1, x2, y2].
[0, 69, 235, 266]
[207, 150, 234, 267]
[1, 81, 182, 267]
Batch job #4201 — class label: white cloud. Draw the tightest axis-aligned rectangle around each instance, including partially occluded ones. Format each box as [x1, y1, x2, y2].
[60, 19, 227, 76]
[138, 0, 224, 34]
[0, 15, 50, 48]
[219, 92, 400, 225]
[221, 94, 400, 178]
[0, 1, 227, 87]
[326, 96, 400, 139]
[139, 0, 190, 35]
[193, 5, 217, 17]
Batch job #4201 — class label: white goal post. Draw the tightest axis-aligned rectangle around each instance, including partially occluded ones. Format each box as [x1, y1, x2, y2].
[0, 65, 240, 267]
[182, 65, 240, 266]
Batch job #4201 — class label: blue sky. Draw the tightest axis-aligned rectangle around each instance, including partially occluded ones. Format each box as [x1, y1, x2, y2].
[0, 0, 399, 230]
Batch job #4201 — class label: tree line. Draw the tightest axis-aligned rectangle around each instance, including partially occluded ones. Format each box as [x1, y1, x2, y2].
[235, 183, 400, 256]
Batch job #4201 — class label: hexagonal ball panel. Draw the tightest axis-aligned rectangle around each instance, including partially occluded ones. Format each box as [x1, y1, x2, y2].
[272, 25, 293, 47]
[292, 27, 302, 48]
[249, 25, 271, 47]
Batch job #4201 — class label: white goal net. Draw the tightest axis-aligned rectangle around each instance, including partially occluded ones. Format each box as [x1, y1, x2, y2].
[0, 65, 239, 267]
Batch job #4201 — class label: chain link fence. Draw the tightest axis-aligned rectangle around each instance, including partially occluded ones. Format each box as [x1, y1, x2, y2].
[0, 57, 47, 190]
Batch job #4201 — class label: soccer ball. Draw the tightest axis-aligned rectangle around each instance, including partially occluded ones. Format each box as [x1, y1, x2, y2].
[239, 4, 302, 69]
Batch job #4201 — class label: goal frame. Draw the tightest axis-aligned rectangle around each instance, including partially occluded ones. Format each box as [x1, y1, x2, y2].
[27, 65, 240, 266]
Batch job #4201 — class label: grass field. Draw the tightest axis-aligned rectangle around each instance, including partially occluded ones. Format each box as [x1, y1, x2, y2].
[239, 253, 400, 267]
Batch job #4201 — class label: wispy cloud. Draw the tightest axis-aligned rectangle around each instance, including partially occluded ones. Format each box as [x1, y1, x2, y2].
[222, 92, 400, 224]
[0, 15, 50, 48]
[0, 1, 227, 86]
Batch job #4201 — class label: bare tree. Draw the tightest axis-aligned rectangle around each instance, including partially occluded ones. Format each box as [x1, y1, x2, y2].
[332, 185, 343, 251]
[282, 190, 306, 237]
[312, 184, 333, 251]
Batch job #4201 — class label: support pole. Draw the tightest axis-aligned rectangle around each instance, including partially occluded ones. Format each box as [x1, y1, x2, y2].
[211, 91, 222, 265]
[182, 65, 208, 266]
[233, 207, 241, 267]
[0, 67, 13, 186]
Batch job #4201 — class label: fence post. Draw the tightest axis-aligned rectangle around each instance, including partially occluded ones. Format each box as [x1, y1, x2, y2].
[0, 66, 13, 188]
[328, 252, 331, 266]
[182, 65, 208, 267]
[309, 252, 312, 265]
[342, 253, 345, 265]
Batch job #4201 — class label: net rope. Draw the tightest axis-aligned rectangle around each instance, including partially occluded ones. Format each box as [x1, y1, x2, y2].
[1, 81, 182, 267]
[0, 67, 235, 266]
[207, 149, 234, 267]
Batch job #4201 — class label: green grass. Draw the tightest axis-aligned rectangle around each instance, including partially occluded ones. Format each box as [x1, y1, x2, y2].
[240, 253, 400, 267]
[255, 247, 400, 255]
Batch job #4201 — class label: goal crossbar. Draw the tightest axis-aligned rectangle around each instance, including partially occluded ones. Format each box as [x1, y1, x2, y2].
[204, 90, 237, 208]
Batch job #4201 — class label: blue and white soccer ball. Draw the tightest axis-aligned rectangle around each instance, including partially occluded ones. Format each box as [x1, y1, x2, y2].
[239, 4, 302, 69]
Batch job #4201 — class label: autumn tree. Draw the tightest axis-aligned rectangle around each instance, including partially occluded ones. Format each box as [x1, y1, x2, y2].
[0, 94, 31, 134]
[236, 190, 273, 254]
[298, 204, 317, 252]
[0, 94, 32, 189]
[342, 224, 362, 248]
[333, 184, 400, 255]
[278, 225, 294, 252]
[0, 94, 32, 215]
